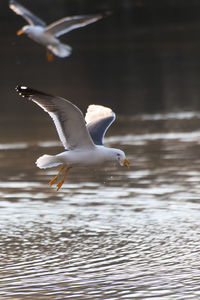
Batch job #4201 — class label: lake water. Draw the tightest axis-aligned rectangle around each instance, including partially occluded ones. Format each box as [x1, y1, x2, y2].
[0, 112, 200, 299]
[1, 1, 200, 298]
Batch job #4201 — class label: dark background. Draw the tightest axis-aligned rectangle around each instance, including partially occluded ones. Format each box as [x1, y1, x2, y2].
[1, 0, 200, 116]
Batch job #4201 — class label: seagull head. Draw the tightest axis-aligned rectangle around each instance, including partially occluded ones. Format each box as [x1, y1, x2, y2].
[17, 25, 29, 35]
[17, 25, 43, 36]
[111, 149, 130, 168]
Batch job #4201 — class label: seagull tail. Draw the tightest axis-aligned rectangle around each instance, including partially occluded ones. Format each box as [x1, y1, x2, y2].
[47, 43, 72, 58]
[36, 154, 62, 169]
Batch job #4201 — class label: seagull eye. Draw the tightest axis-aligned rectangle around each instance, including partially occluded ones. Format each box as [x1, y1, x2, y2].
[117, 153, 120, 160]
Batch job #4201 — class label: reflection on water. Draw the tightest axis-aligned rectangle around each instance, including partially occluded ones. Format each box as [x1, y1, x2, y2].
[0, 113, 200, 299]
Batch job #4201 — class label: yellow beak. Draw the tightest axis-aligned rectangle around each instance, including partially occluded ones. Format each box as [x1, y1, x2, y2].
[123, 158, 130, 168]
[17, 29, 24, 35]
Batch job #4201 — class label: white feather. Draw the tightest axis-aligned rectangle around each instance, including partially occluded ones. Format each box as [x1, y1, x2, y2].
[47, 43, 72, 58]
[85, 105, 114, 124]
[36, 154, 61, 169]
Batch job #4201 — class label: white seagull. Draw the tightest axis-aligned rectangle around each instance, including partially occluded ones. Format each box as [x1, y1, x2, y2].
[16, 86, 130, 191]
[9, 0, 107, 61]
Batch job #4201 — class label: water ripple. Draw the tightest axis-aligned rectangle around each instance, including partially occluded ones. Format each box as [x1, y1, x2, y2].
[0, 115, 200, 298]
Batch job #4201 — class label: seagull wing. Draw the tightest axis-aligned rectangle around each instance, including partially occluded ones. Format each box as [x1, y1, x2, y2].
[45, 14, 105, 37]
[85, 105, 116, 145]
[16, 86, 95, 150]
[9, 0, 46, 27]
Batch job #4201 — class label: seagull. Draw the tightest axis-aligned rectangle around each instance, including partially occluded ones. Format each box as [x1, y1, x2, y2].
[9, 0, 107, 61]
[16, 86, 130, 191]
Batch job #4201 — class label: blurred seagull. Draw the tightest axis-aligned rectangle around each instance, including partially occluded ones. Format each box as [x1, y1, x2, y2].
[9, 0, 107, 61]
[16, 86, 130, 191]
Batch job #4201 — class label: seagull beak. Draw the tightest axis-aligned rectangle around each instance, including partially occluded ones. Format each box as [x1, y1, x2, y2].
[122, 158, 130, 168]
[17, 29, 24, 35]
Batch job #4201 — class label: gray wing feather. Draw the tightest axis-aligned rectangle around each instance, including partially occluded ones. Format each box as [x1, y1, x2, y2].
[16, 86, 95, 150]
[87, 116, 115, 145]
[9, 0, 46, 27]
[45, 14, 104, 37]
[85, 105, 115, 145]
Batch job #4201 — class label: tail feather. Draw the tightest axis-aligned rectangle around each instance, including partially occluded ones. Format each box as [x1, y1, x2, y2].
[36, 154, 61, 169]
[47, 43, 72, 58]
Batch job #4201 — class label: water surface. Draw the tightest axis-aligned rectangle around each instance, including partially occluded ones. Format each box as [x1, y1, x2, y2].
[0, 113, 200, 299]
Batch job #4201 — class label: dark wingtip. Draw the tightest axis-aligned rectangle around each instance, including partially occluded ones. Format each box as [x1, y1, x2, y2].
[95, 11, 112, 20]
[15, 85, 49, 98]
[104, 11, 113, 17]
[99, 11, 112, 19]
[16, 85, 27, 92]
[15, 85, 39, 98]
[15, 85, 29, 98]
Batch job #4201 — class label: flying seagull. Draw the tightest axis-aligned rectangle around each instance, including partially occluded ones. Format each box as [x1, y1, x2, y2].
[9, 0, 107, 61]
[16, 86, 130, 191]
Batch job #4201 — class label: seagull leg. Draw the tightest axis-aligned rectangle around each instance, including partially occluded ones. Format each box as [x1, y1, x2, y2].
[48, 165, 66, 186]
[57, 166, 72, 191]
[46, 49, 54, 62]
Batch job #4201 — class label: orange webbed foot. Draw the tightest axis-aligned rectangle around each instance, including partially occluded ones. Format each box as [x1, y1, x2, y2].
[46, 49, 54, 62]
[56, 167, 72, 191]
[48, 165, 66, 186]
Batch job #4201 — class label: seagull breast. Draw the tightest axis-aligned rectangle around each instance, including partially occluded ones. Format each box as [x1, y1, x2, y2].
[25, 26, 58, 45]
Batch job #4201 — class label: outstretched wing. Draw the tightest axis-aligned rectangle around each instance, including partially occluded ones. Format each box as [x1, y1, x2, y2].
[16, 86, 95, 150]
[85, 105, 116, 145]
[9, 0, 46, 27]
[45, 13, 106, 37]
